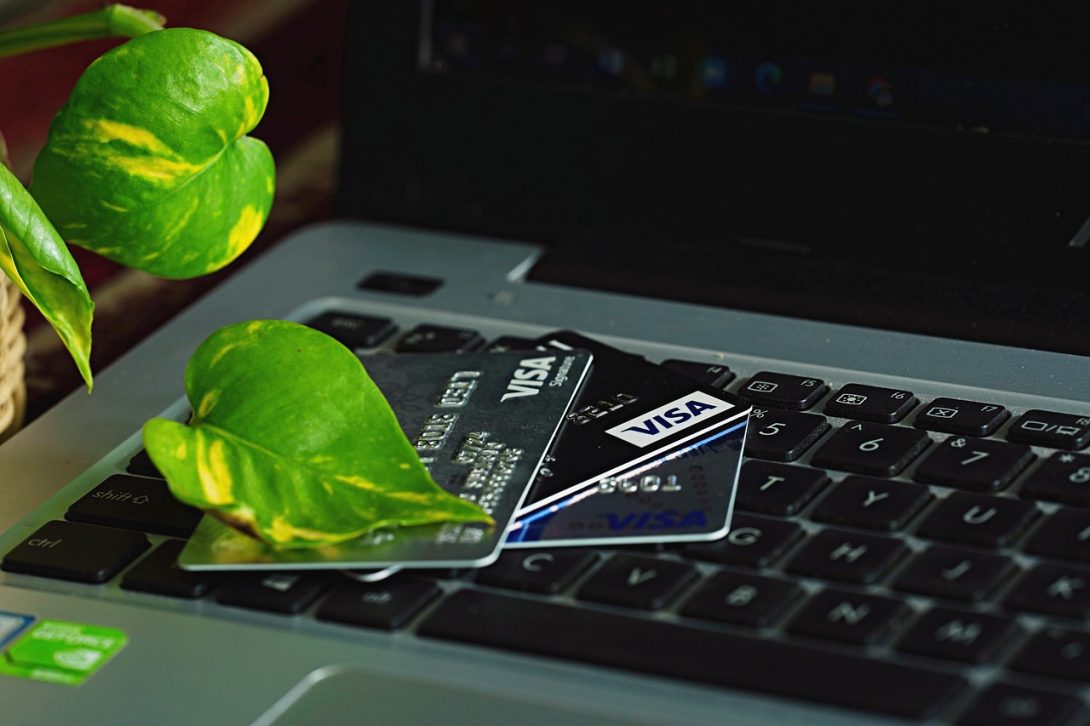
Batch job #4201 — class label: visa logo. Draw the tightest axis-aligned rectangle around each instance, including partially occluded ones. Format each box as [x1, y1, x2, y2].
[605, 391, 730, 447]
[501, 356, 556, 402]
[603, 510, 708, 531]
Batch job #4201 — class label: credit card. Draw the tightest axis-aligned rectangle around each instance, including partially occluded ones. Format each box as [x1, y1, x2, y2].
[516, 331, 750, 517]
[506, 416, 746, 547]
[179, 349, 591, 570]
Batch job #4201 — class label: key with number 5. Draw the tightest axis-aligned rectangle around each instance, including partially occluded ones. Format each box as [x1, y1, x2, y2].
[744, 408, 830, 462]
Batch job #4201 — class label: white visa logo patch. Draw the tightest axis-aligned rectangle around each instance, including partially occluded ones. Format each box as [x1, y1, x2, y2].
[500, 356, 556, 402]
[605, 391, 731, 447]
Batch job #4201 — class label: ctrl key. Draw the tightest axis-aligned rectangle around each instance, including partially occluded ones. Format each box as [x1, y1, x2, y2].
[2, 520, 149, 583]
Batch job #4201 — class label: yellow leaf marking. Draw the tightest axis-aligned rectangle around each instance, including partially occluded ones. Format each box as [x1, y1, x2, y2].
[197, 389, 221, 418]
[173, 439, 187, 459]
[82, 119, 204, 183]
[197, 437, 233, 505]
[386, 491, 435, 504]
[269, 517, 335, 545]
[334, 474, 379, 491]
[85, 119, 174, 157]
[224, 205, 264, 263]
[108, 155, 203, 183]
[100, 201, 128, 213]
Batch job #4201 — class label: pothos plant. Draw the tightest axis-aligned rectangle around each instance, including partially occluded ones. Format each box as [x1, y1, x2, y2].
[0, 5, 491, 548]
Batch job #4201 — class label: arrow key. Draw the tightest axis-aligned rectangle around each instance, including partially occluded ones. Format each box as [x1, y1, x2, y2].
[576, 555, 698, 610]
[475, 550, 600, 594]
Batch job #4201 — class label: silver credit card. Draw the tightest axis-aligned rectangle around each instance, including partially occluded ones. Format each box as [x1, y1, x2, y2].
[506, 418, 746, 548]
[179, 350, 592, 571]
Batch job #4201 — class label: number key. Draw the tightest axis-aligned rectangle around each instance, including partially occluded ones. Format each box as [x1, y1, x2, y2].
[739, 372, 828, 411]
[823, 384, 918, 423]
[1020, 452, 1090, 507]
[810, 421, 931, 477]
[396, 324, 485, 353]
[1007, 409, 1090, 450]
[913, 437, 1034, 493]
[744, 408, 829, 462]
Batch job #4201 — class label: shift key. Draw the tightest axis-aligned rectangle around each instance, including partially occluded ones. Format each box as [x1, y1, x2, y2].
[66, 474, 201, 538]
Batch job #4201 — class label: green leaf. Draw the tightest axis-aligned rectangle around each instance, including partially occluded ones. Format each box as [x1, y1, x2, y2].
[142, 320, 493, 549]
[0, 163, 93, 389]
[30, 27, 274, 279]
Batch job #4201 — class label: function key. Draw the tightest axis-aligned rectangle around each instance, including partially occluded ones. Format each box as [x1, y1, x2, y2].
[1009, 628, 1090, 682]
[659, 359, 735, 389]
[216, 573, 331, 615]
[956, 683, 1087, 726]
[315, 579, 441, 630]
[357, 271, 441, 296]
[896, 606, 1020, 664]
[2, 521, 148, 583]
[575, 555, 697, 610]
[914, 398, 1009, 436]
[916, 492, 1039, 548]
[810, 421, 930, 477]
[810, 476, 932, 531]
[126, 450, 162, 478]
[892, 546, 1016, 602]
[486, 335, 536, 352]
[1019, 452, 1090, 507]
[305, 312, 397, 351]
[823, 384, 918, 423]
[787, 588, 908, 645]
[475, 550, 599, 595]
[395, 324, 485, 353]
[744, 408, 829, 462]
[682, 514, 804, 569]
[120, 540, 220, 599]
[680, 571, 801, 628]
[738, 372, 828, 411]
[66, 475, 201, 538]
[913, 437, 1034, 493]
[785, 528, 908, 584]
[1004, 563, 1090, 620]
[1024, 507, 1090, 564]
[734, 461, 830, 516]
[1007, 409, 1090, 450]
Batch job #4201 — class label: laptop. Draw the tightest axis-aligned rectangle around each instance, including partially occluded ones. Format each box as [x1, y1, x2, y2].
[3, 1, 1090, 723]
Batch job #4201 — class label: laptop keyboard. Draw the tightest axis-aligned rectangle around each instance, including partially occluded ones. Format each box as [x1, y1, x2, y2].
[4, 310, 1090, 723]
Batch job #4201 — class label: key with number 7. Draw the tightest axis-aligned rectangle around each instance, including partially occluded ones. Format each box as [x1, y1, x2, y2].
[913, 436, 1034, 492]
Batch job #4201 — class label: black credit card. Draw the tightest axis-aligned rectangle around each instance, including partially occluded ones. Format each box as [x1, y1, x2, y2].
[516, 331, 750, 516]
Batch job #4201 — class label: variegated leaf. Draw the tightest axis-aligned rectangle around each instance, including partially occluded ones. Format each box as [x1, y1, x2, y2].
[143, 320, 493, 549]
[31, 27, 274, 279]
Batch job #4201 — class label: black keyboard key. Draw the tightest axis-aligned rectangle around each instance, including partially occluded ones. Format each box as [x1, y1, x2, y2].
[216, 573, 330, 614]
[915, 398, 1009, 436]
[957, 683, 1088, 726]
[1020, 452, 1090, 507]
[126, 449, 162, 478]
[743, 407, 829, 462]
[475, 549, 599, 594]
[315, 579, 440, 630]
[1010, 628, 1090, 682]
[897, 606, 1020, 664]
[2, 521, 148, 583]
[734, 461, 829, 516]
[65, 475, 201, 538]
[893, 546, 1016, 602]
[682, 514, 804, 568]
[823, 384, 918, 424]
[1005, 563, 1090, 619]
[785, 529, 908, 584]
[659, 359, 734, 388]
[305, 312, 397, 351]
[1024, 507, 1090, 564]
[575, 555, 696, 610]
[120, 540, 220, 599]
[810, 421, 930, 477]
[1008, 409, 1090, 450]
[739, 372, 828, 411]
[913, 436, 1034, 493]
[418, 590, 967, 719]
[357, 271, 441, 296]
[486, 335, 536, 352]
[787, 588, 908, 645]
[810, 475, 932, 531]
[916, 492, 1039, 548]
[395, 324, 485, 353]
[679, 570, 800, 628]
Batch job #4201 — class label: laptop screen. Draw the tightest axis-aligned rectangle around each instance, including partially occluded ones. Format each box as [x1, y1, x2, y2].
[341, 2, 1090, 355]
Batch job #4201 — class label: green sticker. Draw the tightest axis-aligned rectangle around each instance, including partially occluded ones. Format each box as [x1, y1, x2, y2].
[0, 619, 127, 686]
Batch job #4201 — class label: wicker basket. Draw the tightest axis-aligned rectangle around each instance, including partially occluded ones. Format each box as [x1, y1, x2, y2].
[0, 274, 26, 440]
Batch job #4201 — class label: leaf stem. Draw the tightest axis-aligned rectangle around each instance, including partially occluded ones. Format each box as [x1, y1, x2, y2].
[0, 4, 164, 59]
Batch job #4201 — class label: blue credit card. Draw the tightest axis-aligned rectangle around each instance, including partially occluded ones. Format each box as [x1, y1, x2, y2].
[179, 350, 592, 570]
